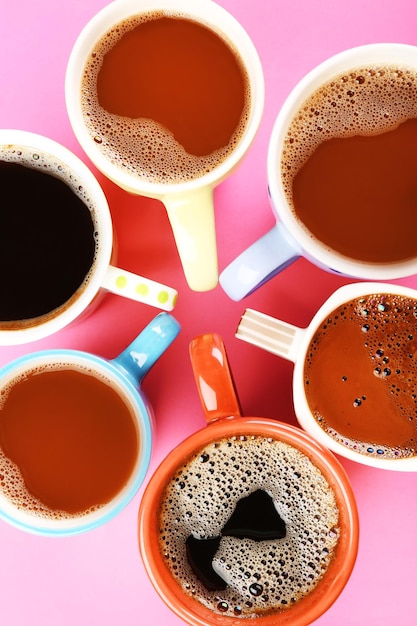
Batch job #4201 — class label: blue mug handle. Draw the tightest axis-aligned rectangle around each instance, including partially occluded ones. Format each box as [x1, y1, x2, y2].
[112, 312, 181, 386]
[219, 222, 302, 301]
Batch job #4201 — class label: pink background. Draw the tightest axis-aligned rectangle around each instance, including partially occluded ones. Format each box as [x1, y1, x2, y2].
[1, 0, 417, 623]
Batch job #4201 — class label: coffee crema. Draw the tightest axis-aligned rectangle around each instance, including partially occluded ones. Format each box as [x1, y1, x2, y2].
[0, 147, 98, 329]
[0, 365, 139, 518]
[80, 12, 250, 184]
[281, 65, 417, 264]
[304, 293, 417, 458]
[158, 435, 340, 619]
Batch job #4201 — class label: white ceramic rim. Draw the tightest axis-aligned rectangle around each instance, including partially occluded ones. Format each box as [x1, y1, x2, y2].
[0, 129, 113, 345]
[65, 0, 265, 197]
[293, 281, 417, 470]
[267, 42, 417, 280]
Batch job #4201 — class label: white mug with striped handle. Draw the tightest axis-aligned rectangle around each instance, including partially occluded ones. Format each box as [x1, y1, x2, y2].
[236, 281, 417, 471]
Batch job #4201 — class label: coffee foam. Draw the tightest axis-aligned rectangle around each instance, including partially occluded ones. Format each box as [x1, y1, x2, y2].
[158, 435, 339, 618]
[0, 362, 130, 521]
[80, 12, 251, 185]
[305, 294, 417, 458]
[281, 64, 417, 199]
[0, 145, 100, 330]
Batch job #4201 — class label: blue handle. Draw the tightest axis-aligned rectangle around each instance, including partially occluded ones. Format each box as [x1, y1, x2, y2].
[219, 222, 301, 301]
[112, 312, 181, 387]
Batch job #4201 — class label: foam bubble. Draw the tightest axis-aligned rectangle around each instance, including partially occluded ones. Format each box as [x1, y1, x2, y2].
[158, 435, 339, 618]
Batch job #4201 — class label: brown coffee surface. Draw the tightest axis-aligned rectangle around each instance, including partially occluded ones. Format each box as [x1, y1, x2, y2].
[0, 367, 138, 517]
[304, 293, 417, 458]
[158, 435, 340, 618]
[281, 65, 417, 263]
[80, 13, 250, 184]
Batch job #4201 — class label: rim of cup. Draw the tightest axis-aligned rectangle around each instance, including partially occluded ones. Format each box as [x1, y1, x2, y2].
[0, 349, 153, 536]
[267, 42, 417, 280]
[65, 0, 265, 197]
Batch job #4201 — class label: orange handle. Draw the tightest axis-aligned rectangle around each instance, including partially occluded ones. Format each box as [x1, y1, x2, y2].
[189, 334, 242, 424]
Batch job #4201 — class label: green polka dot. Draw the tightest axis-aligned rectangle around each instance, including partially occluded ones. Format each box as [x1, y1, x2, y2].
[136, 283, 149, 296]
[115, 275, 128, 288]
[157, 290, 169, 304]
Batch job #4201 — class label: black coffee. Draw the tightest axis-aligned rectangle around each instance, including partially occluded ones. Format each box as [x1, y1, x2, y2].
[158, 435, 340, 619]
[0, 153, 97, 329]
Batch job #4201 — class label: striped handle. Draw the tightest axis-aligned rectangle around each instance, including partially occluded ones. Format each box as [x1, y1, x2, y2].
[236, 308, 304, 363]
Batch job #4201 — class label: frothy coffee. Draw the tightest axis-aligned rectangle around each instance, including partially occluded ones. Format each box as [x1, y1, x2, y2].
[280, 64, 417, 264]
[158, 435, 340, 618]
[80, 12, 251, 185]
[281, 64, 417, 186]
[304, 293, 417, 458]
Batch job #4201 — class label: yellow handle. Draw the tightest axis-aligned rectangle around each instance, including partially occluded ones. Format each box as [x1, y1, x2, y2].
[164, 187, 218, 291]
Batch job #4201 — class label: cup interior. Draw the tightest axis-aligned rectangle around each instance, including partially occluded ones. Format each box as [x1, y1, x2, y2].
[0, 350, 152, 535]
[293, 281, 417, 470]
[138, 416, 358, 625]
[65, 0, 264, 197]
[0, 129, 113, 345]
[267, 43, 417, 279]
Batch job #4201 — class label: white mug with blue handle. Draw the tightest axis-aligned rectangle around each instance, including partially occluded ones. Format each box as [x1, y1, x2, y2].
[220, 43, 417, 301]
[0, 312, 180, 536]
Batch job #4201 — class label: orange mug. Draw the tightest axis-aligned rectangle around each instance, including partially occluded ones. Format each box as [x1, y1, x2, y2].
[138, 334, 359, 625]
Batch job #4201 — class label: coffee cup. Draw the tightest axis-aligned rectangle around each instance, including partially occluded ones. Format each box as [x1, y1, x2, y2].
[0, 312, 180, 536]
[0, 129, 178, 345]
[138, 333, 358, 625]
[65, 0, 264, 292]
[237, 282, 417, 470]
[220, 43, 417, 300]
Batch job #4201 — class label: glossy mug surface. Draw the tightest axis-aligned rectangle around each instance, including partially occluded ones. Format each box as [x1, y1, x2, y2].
[237, 282, 417, 470]
[0, 129, 178, 345]
[220, 43, 417, 300]
[0, 312, 180, 535]
[138, 334, 358, 625]
[65, 0, 264, 291]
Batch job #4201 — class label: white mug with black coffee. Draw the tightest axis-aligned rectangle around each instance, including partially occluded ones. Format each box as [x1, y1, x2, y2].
[220, 43, 417, 300]
[0, 129, 178, 345]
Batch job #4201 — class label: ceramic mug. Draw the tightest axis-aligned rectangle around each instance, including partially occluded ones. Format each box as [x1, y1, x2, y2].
[220, 43, 417, 300]
[237, 282, 417, 470]
[0, 129, 178, 345]
[138, 333, 358, 625]
[65, 0, 264, 292]
[0, 312, 180, 536]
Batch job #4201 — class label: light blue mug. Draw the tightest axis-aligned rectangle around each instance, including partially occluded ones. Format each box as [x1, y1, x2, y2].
[0, 312, 180, 536]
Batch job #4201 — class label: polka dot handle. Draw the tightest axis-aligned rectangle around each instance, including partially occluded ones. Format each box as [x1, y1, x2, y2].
[103, 265, 178, 311]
